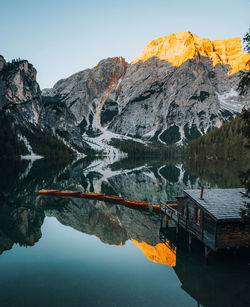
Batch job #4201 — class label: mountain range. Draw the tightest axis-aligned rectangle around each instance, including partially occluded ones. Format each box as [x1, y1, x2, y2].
[1, 31, 250, 158]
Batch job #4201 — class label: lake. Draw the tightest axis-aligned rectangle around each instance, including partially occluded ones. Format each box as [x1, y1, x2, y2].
[0, 157, 249, 307]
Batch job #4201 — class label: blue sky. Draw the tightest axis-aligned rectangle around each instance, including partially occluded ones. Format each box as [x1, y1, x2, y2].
[1, 0, 250, 89]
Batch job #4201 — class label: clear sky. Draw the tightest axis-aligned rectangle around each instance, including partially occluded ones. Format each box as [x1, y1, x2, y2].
[1, 0, 250, 89]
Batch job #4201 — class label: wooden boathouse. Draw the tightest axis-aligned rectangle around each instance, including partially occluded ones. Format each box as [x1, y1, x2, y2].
[161, 188, 250, 255]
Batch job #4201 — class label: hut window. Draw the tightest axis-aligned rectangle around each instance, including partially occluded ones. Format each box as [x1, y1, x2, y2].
[197, 208, 201, 225]
[196, 208, 203, 226]
[194, 206, 202, 226]
[194, 206, 198, 222]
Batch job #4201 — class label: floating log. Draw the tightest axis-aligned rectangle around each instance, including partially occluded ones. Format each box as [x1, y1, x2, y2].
[103, 195, 126, 203]
[81, 192, 105, 199]
[38, 189, 60, 195]
[56, 190, 82, 197]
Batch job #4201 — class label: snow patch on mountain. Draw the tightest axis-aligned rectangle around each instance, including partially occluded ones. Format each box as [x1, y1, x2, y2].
[83, 128, 148, 157]
[142, 127, 158, 139]
[216, 89, 243, 112]
[18, 134, 43, 161]
[176, 126, 186, 145]
[56, 134, 86, 158]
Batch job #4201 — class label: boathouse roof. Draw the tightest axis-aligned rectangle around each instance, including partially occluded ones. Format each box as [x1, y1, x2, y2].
[183, 188, 248, 221]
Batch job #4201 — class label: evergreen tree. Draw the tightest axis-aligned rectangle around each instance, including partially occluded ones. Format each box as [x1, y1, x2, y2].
[186, 108, 250, 161]
[238, 28, 250, 95]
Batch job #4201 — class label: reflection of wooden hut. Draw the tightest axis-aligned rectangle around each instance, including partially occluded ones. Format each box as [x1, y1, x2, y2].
[162, 188, 250, 255]
[173, 247, 250, 307]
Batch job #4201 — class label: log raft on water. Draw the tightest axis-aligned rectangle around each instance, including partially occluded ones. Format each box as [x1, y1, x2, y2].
[37, 190, 162, 212]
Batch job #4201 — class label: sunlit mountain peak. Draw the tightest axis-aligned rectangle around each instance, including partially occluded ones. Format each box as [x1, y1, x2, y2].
[131, 31, 250, 75]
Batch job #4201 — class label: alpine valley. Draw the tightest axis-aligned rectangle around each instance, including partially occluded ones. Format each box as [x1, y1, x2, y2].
[1, 31, 250, 159]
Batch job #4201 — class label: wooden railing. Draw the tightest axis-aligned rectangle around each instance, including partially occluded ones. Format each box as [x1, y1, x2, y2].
[162, 204, 179, 222]
[161, 203, 203, 241]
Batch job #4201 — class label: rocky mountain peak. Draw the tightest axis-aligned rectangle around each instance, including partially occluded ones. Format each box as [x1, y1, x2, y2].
[42, 56, 128, 135]
[0, 55, 6, 71]
[131, 31, 250, 75]
[0, 57, 40, 112]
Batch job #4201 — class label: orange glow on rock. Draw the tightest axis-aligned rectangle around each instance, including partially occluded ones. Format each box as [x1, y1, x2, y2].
[132, 31, 250, 75]
[96, 236, 124, 246]
[131, 239, 176, 267]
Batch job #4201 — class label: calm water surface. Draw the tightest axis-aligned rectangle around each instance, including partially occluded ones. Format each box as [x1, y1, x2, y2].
[0, 157, 249, 307]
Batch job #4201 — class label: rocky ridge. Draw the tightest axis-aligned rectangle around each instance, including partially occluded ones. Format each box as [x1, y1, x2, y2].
[0, 56, 90, 158]
[43, 31, 250, 150]
[0, 57, 41, 124]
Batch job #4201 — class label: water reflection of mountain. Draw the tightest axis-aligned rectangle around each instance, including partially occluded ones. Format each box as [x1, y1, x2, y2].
[1, 157, 249, 306]
[82, 157, 201, 202]
[0, 160, 47, 254]
[0, 206, 44, 254]
[1, 155, 248, 257]
[1, 156, 194, 266]
[43, 197, 161, 246]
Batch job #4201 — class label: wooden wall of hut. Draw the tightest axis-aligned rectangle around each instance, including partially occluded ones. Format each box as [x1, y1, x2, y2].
[216, 221, 250, 249]
[177, 196, 217, 250]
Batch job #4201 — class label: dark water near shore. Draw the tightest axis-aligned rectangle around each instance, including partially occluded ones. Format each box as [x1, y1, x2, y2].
[0, 157, 249, 307]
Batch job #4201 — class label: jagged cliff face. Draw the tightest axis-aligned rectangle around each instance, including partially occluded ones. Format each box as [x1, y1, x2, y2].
[108, 32, 250, 143]
[42, 57, 127, 133]
[0, 57, 44, 158]
[42, 31, 250, 146]
[0, 57, 41, 124]
[0, 56, 76, 158]
[40, 57, 128, 154]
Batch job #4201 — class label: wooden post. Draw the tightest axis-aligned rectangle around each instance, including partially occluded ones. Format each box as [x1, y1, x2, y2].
[189, 233, 192, 245]
[205, 245, 208, 257]
[185, 205, 189, 230]
[188, 233, 192, 251]
[201, 210, 204, 240]
[194, 206, 198, 223]
[162, 216, 166, 228]
[165, 216, 169, 229]
[204, 245, 211, 264]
